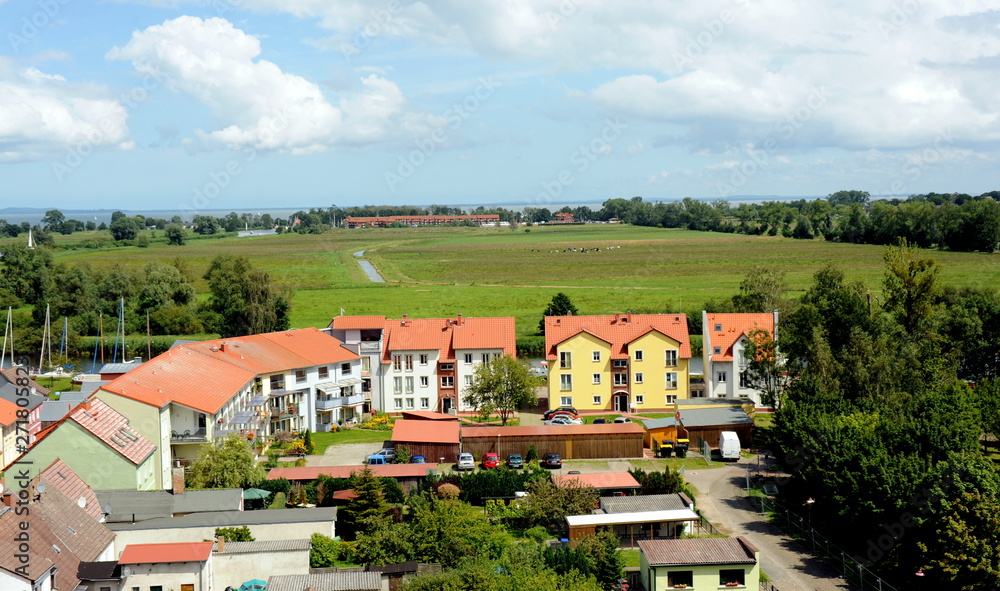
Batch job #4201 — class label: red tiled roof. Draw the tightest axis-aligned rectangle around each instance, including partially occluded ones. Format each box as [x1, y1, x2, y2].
[460, 423, 644, 438]
[69, 399, 155, 466]
[332, 489, 358, 501]
[369, 316, 515, 364]
[1, 367, 50, 396]
[39, 459, 102, 520]
[400, 410, 459, 421]
[97, 328, 360, 414]
[705, 313, 775, 361]
[638, 537, 758, 566]
[267, 464, 440, 481]
[119, 541, 213, 564]
[543, 314, 690, 361]
[0, 397, 18, 426]
[329, 316, 387, 330]
[553, 472, 640, 489]
[391, 419, 461, 444]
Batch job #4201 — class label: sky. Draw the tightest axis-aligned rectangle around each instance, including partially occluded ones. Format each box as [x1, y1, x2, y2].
[1, 1, 998, 213]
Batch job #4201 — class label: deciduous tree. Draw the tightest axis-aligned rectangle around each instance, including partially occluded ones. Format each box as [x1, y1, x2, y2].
[203, 255, 291, 338]
[187, 434, 265, 489]
[465, 355, 537, 426]
[539, 292, 579, 332]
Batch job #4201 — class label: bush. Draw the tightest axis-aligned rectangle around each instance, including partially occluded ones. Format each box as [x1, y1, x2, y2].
[215, 526, 253, 542]
[359, 410, 394, 431]
[302, 430, 315, 454]
[524, 525, 550, 543]
[526, 444, 539, 463]
[394, 444, 411, 464]
[268, 491, 287, 509]
[437, 483, 460, 500]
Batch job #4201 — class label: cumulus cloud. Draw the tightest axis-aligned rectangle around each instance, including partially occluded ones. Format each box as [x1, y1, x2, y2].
[107, 16, 435, 152]
[0, 60, 130, 162]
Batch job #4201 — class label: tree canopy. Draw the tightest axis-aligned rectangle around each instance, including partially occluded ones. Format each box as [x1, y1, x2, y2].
[187, 433, 265, 489]
[539, 292, 579, 332]
[464, 355, 538, 425]
[203, 255, 291, 338]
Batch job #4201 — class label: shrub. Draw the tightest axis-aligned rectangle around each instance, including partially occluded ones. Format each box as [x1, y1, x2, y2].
[215, 526, 253, 542]
[394, 444, 411, 464]
[437, 483, 460, 500]
[526, 444, 539, 463]
[524, 525, 550, 543]
[268, 491, 287, 509]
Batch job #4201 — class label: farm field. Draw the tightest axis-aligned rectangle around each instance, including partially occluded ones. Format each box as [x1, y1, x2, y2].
[13, 224, 999, 339]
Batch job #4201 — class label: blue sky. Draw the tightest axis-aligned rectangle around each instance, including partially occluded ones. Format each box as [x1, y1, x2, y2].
[1, 1, 998, 212]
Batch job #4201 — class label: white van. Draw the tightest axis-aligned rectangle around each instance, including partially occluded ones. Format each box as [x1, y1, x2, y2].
[719, 431, 741, 461]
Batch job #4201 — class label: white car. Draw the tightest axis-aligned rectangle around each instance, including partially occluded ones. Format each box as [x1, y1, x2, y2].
[546, 416, 583, 425]
[456, 452, 476, 470]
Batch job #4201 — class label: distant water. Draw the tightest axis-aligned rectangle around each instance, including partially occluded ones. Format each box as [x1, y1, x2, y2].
[0, 208, 316, 227]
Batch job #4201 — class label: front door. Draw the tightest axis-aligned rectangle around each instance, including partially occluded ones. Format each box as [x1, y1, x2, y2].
[442, 397, 452, 414]
[613, 393, 629, 412]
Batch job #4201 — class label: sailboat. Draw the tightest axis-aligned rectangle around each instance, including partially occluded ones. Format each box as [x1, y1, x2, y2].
[72, 312, 103, 384]
[34, 304, 71, 379]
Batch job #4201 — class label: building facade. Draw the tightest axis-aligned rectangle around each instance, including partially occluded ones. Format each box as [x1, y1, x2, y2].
[701, 312, 778, 407]
[544, 313, 691, 413]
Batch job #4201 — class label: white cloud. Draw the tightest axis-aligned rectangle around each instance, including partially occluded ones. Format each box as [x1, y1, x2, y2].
[0, 60, 130, 162]
[107, 16, 435, 152]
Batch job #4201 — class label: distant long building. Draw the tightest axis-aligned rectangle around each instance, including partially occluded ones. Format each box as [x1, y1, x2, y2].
[345, 214, 500, 228]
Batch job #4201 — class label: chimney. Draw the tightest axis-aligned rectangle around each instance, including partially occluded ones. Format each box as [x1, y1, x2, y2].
[172, 467, 185, 495]
[220, 343, 228, 353]
[626, 311, 632, 324]
[1, 490, 15, 508]
[217, 535, 225, 553]
[614, 313, 620, 323]
[457, 313, 463, 326]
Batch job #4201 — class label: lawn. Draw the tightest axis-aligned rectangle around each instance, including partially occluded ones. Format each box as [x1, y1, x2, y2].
[310, 429, 391, 454]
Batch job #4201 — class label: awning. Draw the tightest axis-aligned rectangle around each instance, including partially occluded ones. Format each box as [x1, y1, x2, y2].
[230, 410, 254, 425]
[316, 382, 342, 395]
[247, 396, 267, 406]
[338, 377, 362, 387]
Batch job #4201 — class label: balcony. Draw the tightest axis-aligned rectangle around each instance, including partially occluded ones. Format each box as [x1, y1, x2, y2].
[170, 428, 208, 442]
[316, 392, 366, 410]
[359, 341, 382, 353]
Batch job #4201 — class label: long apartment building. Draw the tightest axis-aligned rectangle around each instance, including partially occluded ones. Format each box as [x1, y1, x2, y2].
[544, 313, 692, 413]
[700, 312, 779, 407]
[93, 328, 362, 489]
[327, 314, 516, 414]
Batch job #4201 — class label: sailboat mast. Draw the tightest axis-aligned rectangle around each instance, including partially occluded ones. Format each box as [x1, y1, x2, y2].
[1, 307, 12, 370]
[39, 303, 51, 371]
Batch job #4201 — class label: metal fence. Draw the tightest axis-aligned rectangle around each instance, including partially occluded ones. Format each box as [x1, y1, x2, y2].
[747, 491, 901, 591]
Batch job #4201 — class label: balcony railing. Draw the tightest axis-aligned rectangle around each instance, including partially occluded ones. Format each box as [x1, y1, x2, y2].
[170, 428, 208, 442]
[359, 342, 382, 353]
[316, 392, 366, 410]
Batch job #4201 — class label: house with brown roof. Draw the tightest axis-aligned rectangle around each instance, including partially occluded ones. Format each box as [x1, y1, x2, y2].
[543, 313, 691, 414]
[5, 398, 157, 491]
[0, 475, 116, 591]
[701, 312, 779, 407]
[93, 328, 362, 488]
[390, 418, 461, 463]
[328, 314, 516, 415]
[38, 459, 104, 521]
[638, 536, 760, 591]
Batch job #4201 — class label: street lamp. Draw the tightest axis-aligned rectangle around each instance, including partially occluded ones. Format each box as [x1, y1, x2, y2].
[805, 497, 815, 547]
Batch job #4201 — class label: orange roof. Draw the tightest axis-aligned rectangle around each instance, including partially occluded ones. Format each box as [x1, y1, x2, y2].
[400, 410, 459, 421]
[705, 313, 775, 361]
[553, 472, 640, 489]
[0, 397, 18, 427]
[97, 328, 360, 414]
[329, 315, 387, 330]
[69, 399, 155, 466]
[544, 314, 690, 361]
[331, 315, 516, 364]
[267, 463, 441, 480]
[119, 541, 213, 564]
[460, 423, 644, 437]
[391, 419, 461, 444]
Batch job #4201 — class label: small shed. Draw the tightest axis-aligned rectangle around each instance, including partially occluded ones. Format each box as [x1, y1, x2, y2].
[641, 416, 678, 449]
[676, 400, 754, 449]
[460, 423, 644, 460]
[553, 472, 641, 496]
[566, 508, 700, 548]
[391, 419, 461, 463]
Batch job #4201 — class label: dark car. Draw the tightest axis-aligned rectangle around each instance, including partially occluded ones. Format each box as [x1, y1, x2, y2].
[483, 452, 501, 469]
[544, 406, 579, 420]
[506, 453, 524, 469]
[592, 418, 608, 424]
[542, 453, 562, 469]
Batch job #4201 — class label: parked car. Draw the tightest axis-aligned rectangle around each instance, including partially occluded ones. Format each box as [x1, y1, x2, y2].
[456, 452, 476, 471]
[546, 416, 584, 425]
[366, 455, 388, 465]
[506, 453, 524, 469]
[719, 431, 741, 461]
[542, 453, 562, 468]
[410, 455, 426, 464]
[543, 406, 579, 420]
[366, 447, 396, 462]
[613, 416, 632, 423]
[483, 452, 501, 468]
[592, 418, 608, 424]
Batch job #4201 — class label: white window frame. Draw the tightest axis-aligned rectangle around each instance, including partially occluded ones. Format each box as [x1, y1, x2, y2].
[560, 396, 573, 406]
[419, 354, 428, 365]
[482, 353, 490, 363]
[634, 372, 644, 384]
[614, 373, 628, 386]
[441, 376, 455, 388]
[405, 398, 414, 409]
[592, 351, 601, 362]
[592, 395, 602, 405]
[740, 371, 750, 388]
[560, 351, 572, 369]
[420, 376, 429, 388]
[465, 375, 473, 386]
[405, 355, 413, 371]
[665, 372, 678, 389]
[613, 359, 628, 368]
[464, 353, 473, 364]
[718, 371, 728, 383]
[634, 350, 643, 361]
[318, 366, 329, 379]
[392, 355, 402, 371]
[393, 377, 403, 394]
[592, 373, 601, 384]
[665, 394, 677, 405]
[295, 369, 306, 383]
[634, 394, 644, 404]
[560, 374, 572, 391]
[420, 397, 429, 409]
[665, 350, 677, 367]
[393, 398, 403, 410]
[405, 376, 414, 393]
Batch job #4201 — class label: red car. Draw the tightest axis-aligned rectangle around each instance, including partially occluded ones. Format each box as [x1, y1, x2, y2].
[482, 452, 501, 469]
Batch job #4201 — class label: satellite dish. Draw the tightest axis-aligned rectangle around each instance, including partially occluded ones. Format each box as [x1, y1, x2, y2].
[77, 497, 87, 509]
[122, 566, 133, 577]
[36, 482, 47, 494]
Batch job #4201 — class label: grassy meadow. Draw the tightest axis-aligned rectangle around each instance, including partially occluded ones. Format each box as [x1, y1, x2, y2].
[10, 224, 999, 339]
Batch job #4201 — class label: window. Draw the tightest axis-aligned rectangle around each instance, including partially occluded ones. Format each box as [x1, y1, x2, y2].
[270, 374, 284, 390]
[420, 398, 429, 409]
[465, 375, 473, 386]
[394, 377, 403, 394]
[718, 371, 728, 383]
[181, 586, 195, 591]
[560, 396, 573, 406]
[150, 587, 163, 591]
[665, 372, 678, 389]
[592, 373, 601, 384]
[295, 369, 306, 383]
[665, 394, 677, 404]
[405, 377, 414, 393]
[394, 398, 402, 410]
[634, 372, 643, 384]
[592, 395, 602, 405]
[667, 571, 693, 587]
[592, 351, 601, 362]
[613, 359, 628, 368]
[464, 353, 473, 364]
[720, 569, 746, 587]
[634, 350, 643, 361]
[634, 394, 644, 404]
[393, 355, 402, 371]
[405, 398, 414, 409]
[740, 371, 750, 388]
[665, 350, 677, 367]
[493, 352, 501, 360]
[441, 376, 455, 388]
[420, 354, 428, 365]
[405, 355, 413, 371]
[420, 376, 429, 387]
[559, 351, 572, 369]
[100, 587, 112, 591]
[713, 346, 722, 355]
[341, 362, 351, 374]
[482, 353, 490, 363]
[714, 323, 722, 331]
[440, 363, 454, 371]
[614, 374, 628, 386]
[318, 366, 329, 379]
[560, 374, 572, 390]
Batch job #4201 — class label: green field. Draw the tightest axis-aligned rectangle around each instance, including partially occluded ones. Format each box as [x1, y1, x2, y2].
[13, 224, 999, 339]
